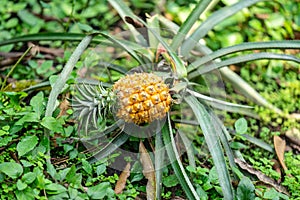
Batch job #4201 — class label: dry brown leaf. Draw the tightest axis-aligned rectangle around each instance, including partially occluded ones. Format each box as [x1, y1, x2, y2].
[114, 162, 131, 194]
[139, 141, 156, 200]
[273, 136, 288, 171]
[58, 99, 70, 117]
[234, 158, 290, 196]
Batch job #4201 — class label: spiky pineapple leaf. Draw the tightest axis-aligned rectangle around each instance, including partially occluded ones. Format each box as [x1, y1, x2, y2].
[170, 0, 212, 51]
[187, 40, 300, 72]
[109, 0, 187, 78]
[181, 0, 262, 56]
[187, 88, 258, 118]
[185, 95, 234, 200]
[0, 32, 108, 47]
[157, 14, 285, 115]
[162, 114, 200, 200]
[188, 52, 300, 77]
[155, 127, 165, 200]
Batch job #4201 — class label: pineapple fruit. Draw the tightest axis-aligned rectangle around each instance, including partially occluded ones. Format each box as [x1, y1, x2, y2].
[113, 73, 172, 125]
[73, 72, 172, 127]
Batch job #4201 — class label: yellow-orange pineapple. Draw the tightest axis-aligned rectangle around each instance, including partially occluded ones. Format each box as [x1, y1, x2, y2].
[113, 73, 172, 125]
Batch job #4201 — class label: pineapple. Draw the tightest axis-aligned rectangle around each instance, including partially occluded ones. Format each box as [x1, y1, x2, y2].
[73, 72, 172, 128]
[113, 73, 172, 125]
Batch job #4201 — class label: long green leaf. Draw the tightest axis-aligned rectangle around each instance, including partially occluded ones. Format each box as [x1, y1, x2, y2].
[170, 0, 212, 50]
[108, 0, 148, 46]
[44, 35, 93, 164]
[157, 15, 284, 114]
[98, 32, 148, 66]
[188, 40, 300, 72]
[109, 0, 187, 78]
[187, 88, 258, 118]
[178, 130, 196, 168]
[0, 32, 107, 47]
[207, 107, 239, 175]
[155, 128, 165, 200]
[181, 0, 262, 56]
[185, 95, 234, 200]
[220, 67, 283, 113]
[189, 52, 300, 78]
[162, 114, 200, 200]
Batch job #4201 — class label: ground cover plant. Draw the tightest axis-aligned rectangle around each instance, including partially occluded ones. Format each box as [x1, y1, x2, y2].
[0, 0, 299, 199]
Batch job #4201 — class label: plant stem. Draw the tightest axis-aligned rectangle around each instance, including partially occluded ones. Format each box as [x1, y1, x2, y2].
[1, 45, 34, 91]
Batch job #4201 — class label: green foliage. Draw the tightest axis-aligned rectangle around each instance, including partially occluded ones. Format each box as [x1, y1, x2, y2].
[0, 0, 299, 199]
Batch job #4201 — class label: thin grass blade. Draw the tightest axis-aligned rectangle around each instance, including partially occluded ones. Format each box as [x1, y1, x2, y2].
[185, 95, 234, 200]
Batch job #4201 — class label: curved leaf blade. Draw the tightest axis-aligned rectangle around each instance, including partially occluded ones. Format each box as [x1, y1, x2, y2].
[185, 95, 234, 200]
[162, 114, 200, 200]
[188, 52, 300, 77]
[188, 40, 300, 72]
[170, 0, 212, 50]
[181, 0, 262, 56]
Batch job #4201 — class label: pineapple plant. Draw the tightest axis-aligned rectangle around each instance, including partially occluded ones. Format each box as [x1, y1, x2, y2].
[2, 0, 299, 199]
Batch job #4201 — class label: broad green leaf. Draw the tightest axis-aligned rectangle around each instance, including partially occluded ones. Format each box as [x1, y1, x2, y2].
[45, 183, 67, 194]
[87, 182, 112, 199]
[30, 92, 44, 119]
[41, 116, 63, 132]
[17, 10, 42, 26]
[17, 136, 39, 157]
[15, 112, 39, 125]
[82, 160, 93, 175]
[237, 177, 255, 200]
[22, 172, 36, 184]
[163, 174, 179, 187]
[185, 95, 234, 200]
[17, 179, 27, 191]
[162, 115, 200, 200]
[46, 162, 57, 180]
[235, 118, 248, 134]
[15, 188, 35, 200]
[0, 162, 23, 179]
[96, 164, 106, 176]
